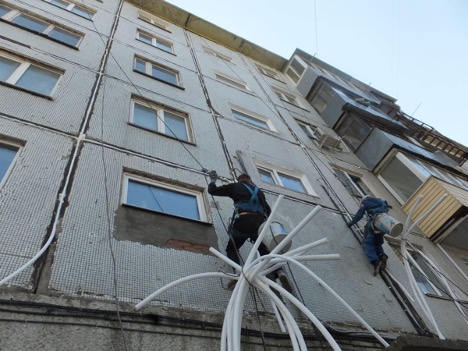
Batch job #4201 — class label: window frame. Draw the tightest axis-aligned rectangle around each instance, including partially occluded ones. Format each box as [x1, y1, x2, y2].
[136, 29, 174, 54]
[134, 56, 182, 88]
[203, 47, 232, 62]
[42, 0, 95, 20]
[137, 11, 170, 32]
[130, 98, 193, 143]
[0, 141, 20, 189]
[215, 72, 251, 92]
[333, 168, 374, 199]
[122, 174, 208, 222]
[273, 88, 301, 107]
[0, 52, 62, 97]
[230, 106, 276, 132]
[256, 64, 282, 81]
[286, 56, 307, 84]
[0, 8, 83, 48]
[256, 163, 318, 197]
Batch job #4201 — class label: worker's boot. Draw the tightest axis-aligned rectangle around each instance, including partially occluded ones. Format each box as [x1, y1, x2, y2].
[227, 279, 237, 290]
[373, 260, 382, 276]
[277, 270, 293, 294]
[379, 255, 388, 272]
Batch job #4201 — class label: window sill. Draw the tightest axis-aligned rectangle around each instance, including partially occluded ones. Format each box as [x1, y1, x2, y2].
[122, 203, 211, 225]
[1, 20, 80, 50]
[128, 122, 196, 145]
[134, 70, 185, 90]
[279, 98, 310, 112]
[231, 118, 279, 136]
[0, 81, 53, 100]
[215, 79, 256, 96]
[260, 182, 319, 199]
[138, 19, 172, 34]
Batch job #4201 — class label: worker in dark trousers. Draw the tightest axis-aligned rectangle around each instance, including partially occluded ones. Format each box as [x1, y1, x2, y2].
[208, 171, 292, 292]
[347, 196, 390, 276]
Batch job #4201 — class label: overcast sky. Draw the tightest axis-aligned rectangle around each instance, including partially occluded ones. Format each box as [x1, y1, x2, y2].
[165, 0, 468, 146]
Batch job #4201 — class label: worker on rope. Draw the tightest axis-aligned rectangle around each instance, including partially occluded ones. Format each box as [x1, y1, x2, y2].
[347, 196, 390, 276]
[207, 171, 293, 292]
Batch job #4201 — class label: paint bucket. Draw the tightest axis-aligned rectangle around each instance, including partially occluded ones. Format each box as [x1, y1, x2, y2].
[259, 222, 291, 253]
[373, 214, 403, 237]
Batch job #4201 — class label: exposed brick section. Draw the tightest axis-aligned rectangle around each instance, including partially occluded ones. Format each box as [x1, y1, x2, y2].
[165, 239, 210, 253]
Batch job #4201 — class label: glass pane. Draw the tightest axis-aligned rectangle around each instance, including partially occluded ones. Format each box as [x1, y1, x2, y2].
[286, 68, 299, 83]
[0, 145, 17, 182]
[0, 4, 11, 17]
[258, 168, 275, 184]
[380, 156, 423, 202]
[336, 115, 371, 151]
[133, 103, 157, 131]
[155, 39, 172, 52]
[16, 65, 60, 95]
[71, 5, 93, 19]
[138, 33, 152, 44]
[310, 83, 336, 114]
[48, 27, 81, 46]
[278, 172, 306, 193]
[152, 65, 177, 85]
[12, 14, 48, 33]
[164, 111, 188, 141]
[405, 155, 431, 178]
[232, 110, 269, 130]
[50, 0, 69, 9]
[290, 58, 305, 75]
[127, 180, 200, 220]
[299, 123, 314, 139]
[216, 74, 247, 90]
[134, 58, 145, 72]
[0, 56, 20, 82]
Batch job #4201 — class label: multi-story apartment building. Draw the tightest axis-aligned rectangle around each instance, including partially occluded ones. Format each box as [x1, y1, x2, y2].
[0, 0, 467, 349]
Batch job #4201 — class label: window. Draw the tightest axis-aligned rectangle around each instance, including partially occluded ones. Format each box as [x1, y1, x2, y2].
[273, 89, 300, 107]
[215, 72, 251, 92]
[296, 120, 322, 140]
[0, 9, 82, 47]
[203, 47, 231, 62]
[256, 165, 317, 196]
[256, 64, 279, 80]
[122, 175, 206, 221]
[134, 57, 180, 86]
[0, 53, 61, 96]
[42, 0, 94, 19]
[309, 82, 338, 115]
[334, 169, 372, 199]
[138, 11, 169, 31]
[335, 112, 373, 151]
[0, 143, 18, 187]
[137, 30, 173, 53]
[286, 57, 306, 84]
[231, 108, 274, 131]
[378, 152, 468, 203]
[131, 99, 192, 142]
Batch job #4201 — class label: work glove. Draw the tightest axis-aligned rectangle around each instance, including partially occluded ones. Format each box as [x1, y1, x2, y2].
[347, 222, 353, 228]
[208, 170, 218, 183]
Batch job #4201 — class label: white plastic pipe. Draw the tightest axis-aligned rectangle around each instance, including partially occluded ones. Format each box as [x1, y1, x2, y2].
[266, 254, 390, 348]
[285, 238, 329, 257]
[209, 247, 242, 271]
[135, 272, 230, 310]
[436, 243, 468, 282]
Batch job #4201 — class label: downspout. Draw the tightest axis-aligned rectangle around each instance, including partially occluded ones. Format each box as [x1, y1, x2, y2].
[0, 0, 125, 289]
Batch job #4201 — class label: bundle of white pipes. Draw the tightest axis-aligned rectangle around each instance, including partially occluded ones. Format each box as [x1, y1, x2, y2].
[136, 195, 389, 350]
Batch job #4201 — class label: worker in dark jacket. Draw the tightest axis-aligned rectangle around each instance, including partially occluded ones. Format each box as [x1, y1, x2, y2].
[348, 196, 390, 276]
[208, 171, 292, 292]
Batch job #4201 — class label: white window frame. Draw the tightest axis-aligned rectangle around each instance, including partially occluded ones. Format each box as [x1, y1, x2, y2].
[134, 56, 181, 86]
[42, 0, 95, 19]
[296, 120, 322, 141]
[0, 141, 20, 190]
[0, 52, 61, 96]
[256, 64, 280, 80]
[230, 106, 276, 132]
[333, 168, 375, 199]
[273, 88, 301, 107]
[122, 174, 207, 222]
[256, 162, 318, 197]
[130, 99, 193, 142]
[203, 47, 232, 62]
[138, 11, 170, 32]
[286, 56, 307, 84]
[1, 8, 83, 47]
[215, 72, 251, 92]
[136, 30, 173, 53]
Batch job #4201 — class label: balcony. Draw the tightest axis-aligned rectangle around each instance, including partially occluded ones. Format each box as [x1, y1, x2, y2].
[402, 176, 468, 248]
